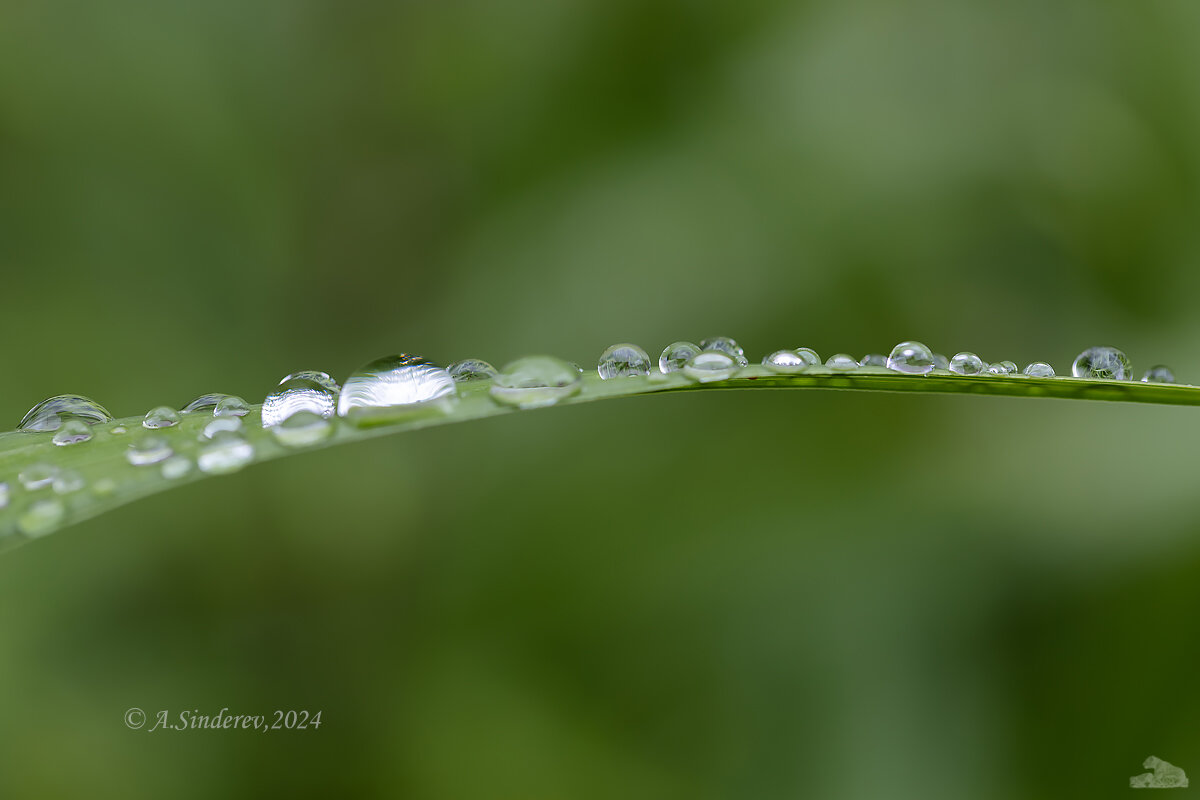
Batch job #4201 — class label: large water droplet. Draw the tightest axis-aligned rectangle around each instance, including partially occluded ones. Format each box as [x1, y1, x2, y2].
[143, 406, 181, 429]
[182, 393, 237, 415]
[262, 371, 339, 427]
[825, 354, 858, 371]
[338, 355, 455, 417]
[270, 410, 334, 448]
[1022, 362, 1055, 377]
[19, 464, 57, 491]
[762, 350, 810, 372]
[659, 342, 702, 374]
[986, 360, 1018, 375]
[1142, 365, 1176, 384]
[197, 431, 254, 475]
[1072, 347, 1132, 380]
[597, 343, 652, 379]
[127, 436, 173, 466]
[490, 356, 583, 408]
[948, 352, 984, 375]
[17, 395, 113, 432]
[214, 396, 251, 418]
[859, 354, 887, 367]
[886, 342, 934, 374]
[699, 336, 748, 367]
[17, 499, 64, 537]
[448, 359, 497, 382]
[683, 351, 738, 383]
[52, 420, 93, 447]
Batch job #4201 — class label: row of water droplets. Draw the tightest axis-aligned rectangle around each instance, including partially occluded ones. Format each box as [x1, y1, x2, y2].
[0, 340, 1180, 539]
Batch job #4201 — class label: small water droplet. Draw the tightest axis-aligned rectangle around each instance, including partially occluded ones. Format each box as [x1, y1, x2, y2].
[214, 396, 251, 417]
[490, 356, 583, 408]
[262, 371, 339, 428]
[859, 354, 887, 367]
[1142, 365, 1176, 383]
[932, 353, 950, 370]
[698, 336, 748, 367]
[825, 354, 858, 371]
[448, 359, 498, 382]
[338, 355, 455, 416]
[659, 342, 702, 373]
[683, 351, 738, 383]
[52, 420, 93, 447]
[17, 395, 113, 432]
[0, 482, 8, 510]
[202, 417, 243, 439]
[948, 352, 985, 375]
[598, 343, 652, 379]
[143, 406, 181, 429]
[127, 436, 173, 466]
[986, 361, 1018, 375]
[110, 425, 127, 435]
[53, 469, 85, 494]
[270, 410, 334, 448]
[182, 393, 237, 414]
[1022, 362, 1055, 377]
[762, 350, 809, 372]
[161, 455, 194, 480]
[887, 341, 935, 374]
[19, 464, 57, 491]
[197, 431, 254, 475]
[1072, 346, 1132, 380]
[17, 498, 64, 537]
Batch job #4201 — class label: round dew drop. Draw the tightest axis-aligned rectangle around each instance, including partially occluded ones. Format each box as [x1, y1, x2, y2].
[932, 353, 950, 370]
[197, 431, 254, 475]
[127, 436, 173, 466]
[986, 361, 1018, 375]
[270, 410, 333, 448]
[1142, 365, 1176, 384]
[202, 417, 243, 440]
[262, 371, 339, 427]
[1022, 362, 1055, 377]
[683, 351, 738, 383]
[859, 354, 887, 367]
[18, 394, 113, 433]
[1072, 346, 1132, 380]
[143, 406, 181, 429]
[698, 336, 748, 367]
[763, 350, 810, 372]
[447, 359, 497, 382]
[161, 455, 194, 480]
[825, 354, 858, 370]
[52, 420, 93, 446]
[948, 352, 985, 375]
[182, 393, 238, 415]
[887, 342, 935, 374]
[338, 354, 455, 417]
[214, 396, 251, 418]
[659, 342, 702, 374]
[597, 343, 652, 379]
[17, 499, 65, 537]
[19, 464, 57, 491]
[52, 469, 85, 495]
[490, 356, 583, 408]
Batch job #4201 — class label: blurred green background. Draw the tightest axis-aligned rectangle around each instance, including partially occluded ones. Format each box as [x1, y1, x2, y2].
[3, 0, 1200, 797]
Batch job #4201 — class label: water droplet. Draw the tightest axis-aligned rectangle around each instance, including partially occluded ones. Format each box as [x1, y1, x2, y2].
[1142, 365, 1176, 383]
[986, 361, 1018, 375]
[762, 350, 810, 372]
[698, 336, 748, 367]
[949, 352, 985, 375]
[17, 395, 113, 432]
[143, 406, 181, 429]
[597, 343, 652, 379]
[17, 499, 64, 537]
[1072, 346, 1132, 380]
[1022, 362, 1055, 377]
[262, 371, 339, 428]
[659, 342, 702, 373]
[338, 355, 455, 416]
[161, 455, 194, 480]
[202, 417, 243, 439]
[447, 359, 498, 382]
[859, 354, 887, 367]
[270, 410, 334, 448]
[92, 478, 117, 496]
[214, 396, 251, 417]
[825, 354, 858, 371]
[197, 431, 254, 475]
[0, 482, 8, 510]
[127, 436, 173, 466]
[182, 393, 237, 414]
[19, 464, 57, 491]
[930, 353, 949, 370]
[53, 469, 85, 494]
[110, 425, 127, 435]
[683, 351, 738, 383]
[886, 341, 935, 374]
[52, 420, 93, 447]
[490, 356, 583, 408]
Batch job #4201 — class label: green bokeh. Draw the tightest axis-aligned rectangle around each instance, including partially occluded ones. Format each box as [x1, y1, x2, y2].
[3, 1, 1200, 797]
